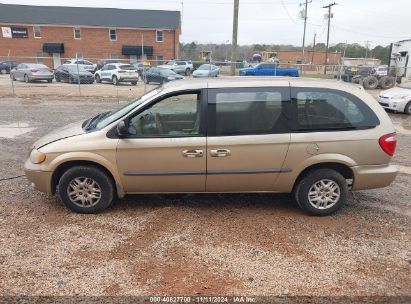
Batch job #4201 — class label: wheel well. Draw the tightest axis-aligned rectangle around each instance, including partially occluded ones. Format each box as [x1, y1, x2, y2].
[293, 162, 353, 191]
[51, 160, 116, 195]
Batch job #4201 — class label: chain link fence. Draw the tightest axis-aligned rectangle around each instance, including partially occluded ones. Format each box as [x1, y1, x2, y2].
[1, 53, 410, 98]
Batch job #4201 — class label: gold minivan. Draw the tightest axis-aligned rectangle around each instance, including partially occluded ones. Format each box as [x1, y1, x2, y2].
[24, 78, 398, 215]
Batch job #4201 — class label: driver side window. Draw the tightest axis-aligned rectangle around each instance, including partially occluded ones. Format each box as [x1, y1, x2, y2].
[128, 92, 202, 137]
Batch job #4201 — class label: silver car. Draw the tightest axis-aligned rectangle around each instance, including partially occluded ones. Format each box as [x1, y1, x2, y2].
[11, 63, 54, 83]
[193, 64, 220, 78]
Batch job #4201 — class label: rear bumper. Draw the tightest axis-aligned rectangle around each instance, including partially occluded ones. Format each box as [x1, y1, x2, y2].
[30, 75, 54, 80]
[351, 164, 398, 190]
[24, 159, 53, 194]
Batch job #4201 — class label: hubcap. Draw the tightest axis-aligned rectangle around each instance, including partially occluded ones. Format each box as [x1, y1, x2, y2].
[67, 177, 102, 208]
[308, 179, 340, 210]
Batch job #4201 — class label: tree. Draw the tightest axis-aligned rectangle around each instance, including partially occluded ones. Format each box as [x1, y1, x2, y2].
[371, 45, 390, 64]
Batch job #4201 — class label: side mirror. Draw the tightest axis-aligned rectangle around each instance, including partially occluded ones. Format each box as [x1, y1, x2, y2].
[116, 121, 129, 137]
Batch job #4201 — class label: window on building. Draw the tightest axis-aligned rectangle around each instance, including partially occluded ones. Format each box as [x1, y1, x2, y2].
[109, 28, 117, 41]
[74, 27, 81, 39]
[36, 52, 44, 63]
[156, 30, 164, 42]
[33, 26, 41, 38]
[156, 55, 164, 65]
[111, 54, 118, 59]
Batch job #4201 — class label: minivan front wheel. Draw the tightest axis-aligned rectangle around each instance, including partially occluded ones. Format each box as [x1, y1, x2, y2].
[58, 166, 114, 213]
[294, 168, 348, 216]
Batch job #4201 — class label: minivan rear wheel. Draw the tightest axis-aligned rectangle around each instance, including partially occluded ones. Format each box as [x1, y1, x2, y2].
[58, 166, 114, 213]
[294, 168, 348, 216]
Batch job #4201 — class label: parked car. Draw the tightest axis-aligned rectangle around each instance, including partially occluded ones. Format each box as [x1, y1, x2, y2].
[10, 63, 54, 83]
[131, 62, 150, 79]
[63, 59, 97, 73]
[193, 64, 220, 78]
[158, 60, 193, 76]
[24, 78, 397, 215]
[378, 82, 411, 114]
[55, 65, 94, 84]
[94, 63, 138, 85]
[0, 61, 20, 74]
[239, 62, 299, 77]
[143, 67, 184, 84]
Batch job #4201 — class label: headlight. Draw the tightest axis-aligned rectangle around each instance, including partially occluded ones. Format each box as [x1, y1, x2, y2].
[30, 149, 46, 164]
[392, 94, 408, 99]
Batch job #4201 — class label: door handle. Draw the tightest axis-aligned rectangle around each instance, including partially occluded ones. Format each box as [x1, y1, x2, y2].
[182, 149, 203, 158]
[210, 149, 231, 157]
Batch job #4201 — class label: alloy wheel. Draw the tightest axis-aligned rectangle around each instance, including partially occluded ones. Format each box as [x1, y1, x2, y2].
[307, 179, 341, 210]
[67, 177, 102, 208]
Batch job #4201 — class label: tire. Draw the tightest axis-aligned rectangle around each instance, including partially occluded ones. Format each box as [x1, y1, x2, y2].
[0, 69, 7, 74]
[47, 79, 52, 83]
[131, 81, 137, 86]
[185, 68, 191, 76]
[405, 101, 411, 115]
[58, 166, 115, 214]
[55, 77, 61, 82]
[293, 168, 348, 216]
[24, 74, 30, 83]
[112, 75, 119, 85]
[379, 76, 395, 90]
[362, 76, 378, 89]
[95, 74, 101, 83]
[11, 74, 16, 81]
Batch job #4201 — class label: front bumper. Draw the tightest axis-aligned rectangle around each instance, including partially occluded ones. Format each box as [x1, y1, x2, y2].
[351, 164, 397, 190]
[378, 97, 407, 112]
[24, 159, 53, 193]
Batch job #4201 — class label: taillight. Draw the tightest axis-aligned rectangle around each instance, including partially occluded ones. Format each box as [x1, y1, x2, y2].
[379, 133, 397, 156]
[30, 68, 39, 72]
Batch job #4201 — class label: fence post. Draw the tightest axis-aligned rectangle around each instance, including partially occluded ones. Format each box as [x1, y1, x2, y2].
[75, 53, 81, 96]
[8, 50, 15, 95]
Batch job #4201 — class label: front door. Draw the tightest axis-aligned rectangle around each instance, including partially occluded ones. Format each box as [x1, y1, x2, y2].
[52, 53, 61, 69]
[206, 85, 291, 192]
[116, 90, 206, 193]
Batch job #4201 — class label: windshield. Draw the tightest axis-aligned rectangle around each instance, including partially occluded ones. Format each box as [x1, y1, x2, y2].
[160, 68, 176, 76]
[198, 64, 212, 70]
[119, 65, 136, 70]
[165, 61, 175, 66]
[67, 66, 87, 72]
[92, 88, 163, 130]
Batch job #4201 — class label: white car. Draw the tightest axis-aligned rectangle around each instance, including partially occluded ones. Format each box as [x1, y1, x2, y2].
[94, 63, 138, 85]
[157, 60, 193, 75]
[378, 82, 411, 114]
[63, 59, 97, 73]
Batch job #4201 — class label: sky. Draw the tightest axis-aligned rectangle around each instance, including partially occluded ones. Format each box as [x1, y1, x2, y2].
[2, 0, 410, 47]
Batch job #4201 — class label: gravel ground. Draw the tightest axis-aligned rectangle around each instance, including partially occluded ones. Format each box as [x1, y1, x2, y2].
[0, 79, 410, 298]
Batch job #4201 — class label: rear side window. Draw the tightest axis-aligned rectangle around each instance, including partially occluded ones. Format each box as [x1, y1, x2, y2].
[208, 87, 290, 136]
[291, 88, 380, 131]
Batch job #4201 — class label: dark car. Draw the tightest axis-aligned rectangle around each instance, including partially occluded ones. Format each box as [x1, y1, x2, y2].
[0, 61, 20, 74]
[55, 65, 94, 84]
[143, 67, 184, 84]
[96, 59, 121, 71]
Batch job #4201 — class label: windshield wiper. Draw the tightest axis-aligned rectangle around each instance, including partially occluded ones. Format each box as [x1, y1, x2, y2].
[84, 111, 110, 131]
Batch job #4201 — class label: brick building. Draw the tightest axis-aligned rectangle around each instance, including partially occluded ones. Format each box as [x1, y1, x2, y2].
[0, 3, 181, 68]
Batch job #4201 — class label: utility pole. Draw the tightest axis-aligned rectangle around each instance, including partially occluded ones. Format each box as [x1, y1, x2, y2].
[230, 0, 239, 76]
[365, 40, 371, 58]
[300, 0, 312, 64]
[311, 33, 316, 64]
[323, 2, 337, 75]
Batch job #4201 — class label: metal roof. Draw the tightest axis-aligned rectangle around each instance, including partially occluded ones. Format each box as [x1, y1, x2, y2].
[0, 3, 180, 29]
